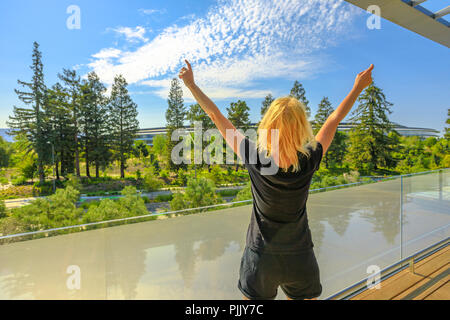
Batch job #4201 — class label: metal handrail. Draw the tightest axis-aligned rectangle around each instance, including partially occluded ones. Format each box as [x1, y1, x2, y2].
[326, 237, 450, 300]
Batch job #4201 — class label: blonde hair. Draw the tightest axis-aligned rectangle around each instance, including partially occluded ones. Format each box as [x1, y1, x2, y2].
[257, 96, 317, 172]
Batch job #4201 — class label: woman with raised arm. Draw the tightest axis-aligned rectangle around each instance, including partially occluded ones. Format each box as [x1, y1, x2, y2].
[179, 60, 374, 300]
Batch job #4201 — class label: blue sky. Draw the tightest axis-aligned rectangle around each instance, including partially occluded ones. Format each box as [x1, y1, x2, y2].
[0, 0, 449, 135]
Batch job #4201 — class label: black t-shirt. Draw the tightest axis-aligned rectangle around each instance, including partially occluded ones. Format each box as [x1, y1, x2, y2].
[240, 137, 323, 254]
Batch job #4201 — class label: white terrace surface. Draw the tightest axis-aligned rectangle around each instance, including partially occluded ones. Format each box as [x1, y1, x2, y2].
[0, 172, 448, 299]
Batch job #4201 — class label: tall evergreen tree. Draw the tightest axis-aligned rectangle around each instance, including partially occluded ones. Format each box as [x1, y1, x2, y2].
[7, 42, 49, 184]
[314, 97, 334, 133]
[347, 83, 397, 172]
[227, 100, 251, 131]
[79, 80, 92, 177]
[166, 78, 186, 129]
[314, 97, 347, 168]
[165, 78, 186, 171]
[186, 103, 213, 129]
[227, 100, 251, 171]
[46, 82, 75, 178]
[79, 72, 110, 178]
[445, 108, 450, 141]
[290, 80, 310, 117]
[328, 131, 347, 168]
[58, 68, 82, 177]
[185, 104, 212, 175]
[108, 75, 139, 178]
[261, 94, 274, 118]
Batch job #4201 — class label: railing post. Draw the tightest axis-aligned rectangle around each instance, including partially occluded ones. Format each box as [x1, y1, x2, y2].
[400, 175, 403, 263]
[439, 169, 443, 202]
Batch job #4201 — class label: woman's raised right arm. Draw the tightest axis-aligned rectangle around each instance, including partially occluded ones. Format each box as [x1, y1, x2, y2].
[315, 64, 374, 155]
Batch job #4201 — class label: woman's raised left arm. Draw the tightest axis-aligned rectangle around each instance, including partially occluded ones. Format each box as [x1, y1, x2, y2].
[179, 59, 245, 159]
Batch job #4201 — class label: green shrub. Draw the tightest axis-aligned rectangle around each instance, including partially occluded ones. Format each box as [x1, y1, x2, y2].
[12, 176, 27, 186]
[142, 167, 163, 191]
[66, 174, 82, 191]
[0, 216, 25, 239]
[176, 168, 187, 186]
[80, 179, 136, 194]
[209, 166, 224, 185]
[33, 181, 54, 195]
[80, 200, 100, 210]
[342, 171, 360, 183]
[0, 176, 8, 185]
[169, 177, 222, 211]
[82, 198, 122, 223]
[154, 194, 173, 202]
[442, 154, 450, 168]
[235, 182, 252, 201]
[119, 186, 148, 215]
[10, 186, 82, 231]
[217, 189, 240, 197]
[136, 169, 142, 181]
[169, 193, 187, 211]
[82, 186, 148, 223]
[159, 169, 169, 179]
[0, 199, 6, 218]
[0, 185, 35, 199]
[142, 196, 151, 204]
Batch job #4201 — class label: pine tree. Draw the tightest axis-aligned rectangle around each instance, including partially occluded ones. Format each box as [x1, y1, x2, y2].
[445, 109, 450, 141]
[165, 78, 186, 171]
[7, 42, 49, 184]
[46, 82, 75, 178]
[314, 97, 334, 133]
[186, 103, 213, 129]
[79, 80, 92, 177]
[186, 103, 214, 171]
[227, 100, 251, 131]
[166, 78, 186, 129]
[290, 81, 310, 117]
[108, 75, 139, 178]
[261, 94, 274, 118]
[79, 72, 110, 178]
[227, 100, 251, 171]
[58, 68, 82, 177]
[347, 83, 397, 173]
[313, 97, 347, 168]
[329, 131, 347, 168]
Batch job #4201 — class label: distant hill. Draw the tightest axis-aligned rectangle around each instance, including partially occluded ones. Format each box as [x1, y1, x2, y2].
[0, 129, 13, 142]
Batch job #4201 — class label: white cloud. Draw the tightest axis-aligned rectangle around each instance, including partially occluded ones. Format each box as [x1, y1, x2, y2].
[179, 13, 196, 21]
[92, 48, 122, 59]
[139, 8, 166, 15]
[140, 53, 325, 101]
[111, 26, 148, 43]
[89, 0, 360, 99]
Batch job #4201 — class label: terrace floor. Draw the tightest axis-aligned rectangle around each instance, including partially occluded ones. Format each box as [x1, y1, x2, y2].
[352, 245, 449, 300]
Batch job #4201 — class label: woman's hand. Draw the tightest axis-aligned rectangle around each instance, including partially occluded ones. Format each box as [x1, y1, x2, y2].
[354, 64, 374, 91]
[179, 59, 195, 88]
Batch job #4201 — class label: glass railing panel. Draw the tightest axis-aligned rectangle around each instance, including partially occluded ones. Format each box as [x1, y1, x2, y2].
[0, 203, 253, 299]
[308, 177, 402, 299]
[401, 169, 450, 259]
[1, 170, 447, 299]
[102, 206, 251, 299]
[0, 226, 108, 299]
